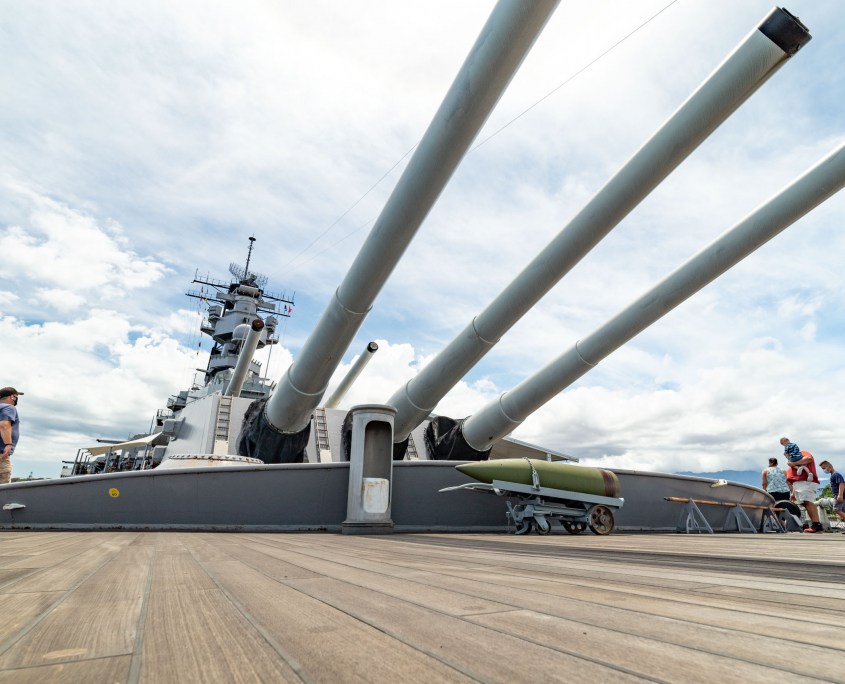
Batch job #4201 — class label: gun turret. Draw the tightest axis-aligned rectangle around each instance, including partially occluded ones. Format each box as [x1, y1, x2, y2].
[387, 7, 812, 448]
[443, 141, 845, 456]
[237, 0, 561, 462]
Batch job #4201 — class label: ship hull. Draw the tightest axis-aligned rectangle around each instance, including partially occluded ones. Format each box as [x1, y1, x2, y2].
[1, 462, 771, 532]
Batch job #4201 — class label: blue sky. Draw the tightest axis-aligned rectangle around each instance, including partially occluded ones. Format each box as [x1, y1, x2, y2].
[2, 0, 845, 480]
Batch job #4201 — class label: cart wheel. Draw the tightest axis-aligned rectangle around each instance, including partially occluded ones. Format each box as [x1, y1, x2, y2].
[589, 505, 614, 535]
[562, 520, 586, 535]
[535, 517, 551, 535]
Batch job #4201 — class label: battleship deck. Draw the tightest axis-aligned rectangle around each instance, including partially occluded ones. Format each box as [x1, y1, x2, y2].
[1, 531, 843, 683]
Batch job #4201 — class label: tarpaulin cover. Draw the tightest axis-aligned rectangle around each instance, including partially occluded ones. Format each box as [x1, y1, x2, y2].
[237, 398, 310, 463]
[424, 416, 490, 461]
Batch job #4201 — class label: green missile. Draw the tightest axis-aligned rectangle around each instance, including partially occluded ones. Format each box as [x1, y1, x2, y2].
[456, 459, 620, 498]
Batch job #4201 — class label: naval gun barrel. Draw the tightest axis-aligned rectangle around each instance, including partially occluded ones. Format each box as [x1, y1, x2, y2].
[388, 7, 812, 443]
[324, 341, 379, 409]
[460, 140, 845, 452]
[241, 0, 560, 461]
[265, 0, 559, 433]
[225, 318, 265, 397]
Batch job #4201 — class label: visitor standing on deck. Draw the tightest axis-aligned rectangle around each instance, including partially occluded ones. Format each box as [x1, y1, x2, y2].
[0, 387, 23, 485]
[819, 460, 845, 530]
[784, 447, 823, 533]
[762, 457, 791, 502]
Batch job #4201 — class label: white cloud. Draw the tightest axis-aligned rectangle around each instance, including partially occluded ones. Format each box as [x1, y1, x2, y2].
[0, 187, 168, 304]
[517, 338, 845, 474]
[35, 288, 86, 310]
[3, 0, 845, 482]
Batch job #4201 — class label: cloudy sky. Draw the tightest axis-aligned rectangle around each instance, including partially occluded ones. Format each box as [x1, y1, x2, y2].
[2, 0, 844, 481]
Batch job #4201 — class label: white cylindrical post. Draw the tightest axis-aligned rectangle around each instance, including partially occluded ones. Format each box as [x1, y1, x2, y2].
[343, 404, 397, 534]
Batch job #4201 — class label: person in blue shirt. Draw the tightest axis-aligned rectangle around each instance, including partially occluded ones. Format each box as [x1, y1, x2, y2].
[819, 460, 845, 531]
[0, 387, 23, 485]
[779, 436, 811, 480]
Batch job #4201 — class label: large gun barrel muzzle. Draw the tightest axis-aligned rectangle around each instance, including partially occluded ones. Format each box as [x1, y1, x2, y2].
[324, 341, 379, 409]
[388, 7, 812, 443]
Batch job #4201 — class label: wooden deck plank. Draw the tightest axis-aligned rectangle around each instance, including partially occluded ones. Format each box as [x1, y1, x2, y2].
[467, 608, 822, 684]
[0, 542, 152, 669]
[234, 535, 841, 679]
[373, 537, 844, 589]
[4, 536, 138, 594]
[1, 531, 843, 683]
[246, 533, 845, 624]
[428, 564, 845, 642]
[397, 552, 845, 623]
[283, 575, 651, 681]
[0, 533, 106, 569]
[0, 654, 131, 683]
[0, 593, 64, 646]
[186, 536, 325, 581]
[138, 535, 303, 683]
[358, 535, 845, 618]
[235, 539, 514, 617]
[193, 549, 478, 682]
[460, 564, 842, 613]
[0, 570, 33, 587]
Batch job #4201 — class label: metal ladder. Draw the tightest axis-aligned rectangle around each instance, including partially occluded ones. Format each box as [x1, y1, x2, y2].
[406, 434, 420, 460]
[213, 395, 232, 454]
[314, 408, 331, 453]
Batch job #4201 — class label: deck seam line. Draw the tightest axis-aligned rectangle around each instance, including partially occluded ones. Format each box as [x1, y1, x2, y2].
[0, 535, 112, 592]
[126, 537, 156, 684]
[408, 556, 845, 637]
[230, 539, 688, 681]
[187, 537, 315, 684]
[391, 536, 845, 578]
[369, 545, 845, 628]
[240, 536, 845, 672]
[286, 575, 666, 684]
[460, 610, 835, 680]
[220, 538, 490, 683]
[0, 653, 132, 674]
[0, 532, 137, 658]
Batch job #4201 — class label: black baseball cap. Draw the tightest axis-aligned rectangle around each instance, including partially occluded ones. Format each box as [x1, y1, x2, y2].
[0, 387, 24, 398]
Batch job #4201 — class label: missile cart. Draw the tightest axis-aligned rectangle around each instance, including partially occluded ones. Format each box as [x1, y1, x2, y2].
[441, 458, 624, 535]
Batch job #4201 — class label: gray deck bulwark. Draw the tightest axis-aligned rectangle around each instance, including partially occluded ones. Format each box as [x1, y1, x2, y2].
[0, 464, 772, 532]
[1, 531, 843, 683]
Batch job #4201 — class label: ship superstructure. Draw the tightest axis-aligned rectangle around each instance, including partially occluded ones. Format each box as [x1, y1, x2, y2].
[175, 236, 293, 408]
[65, 237, 295, 475]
